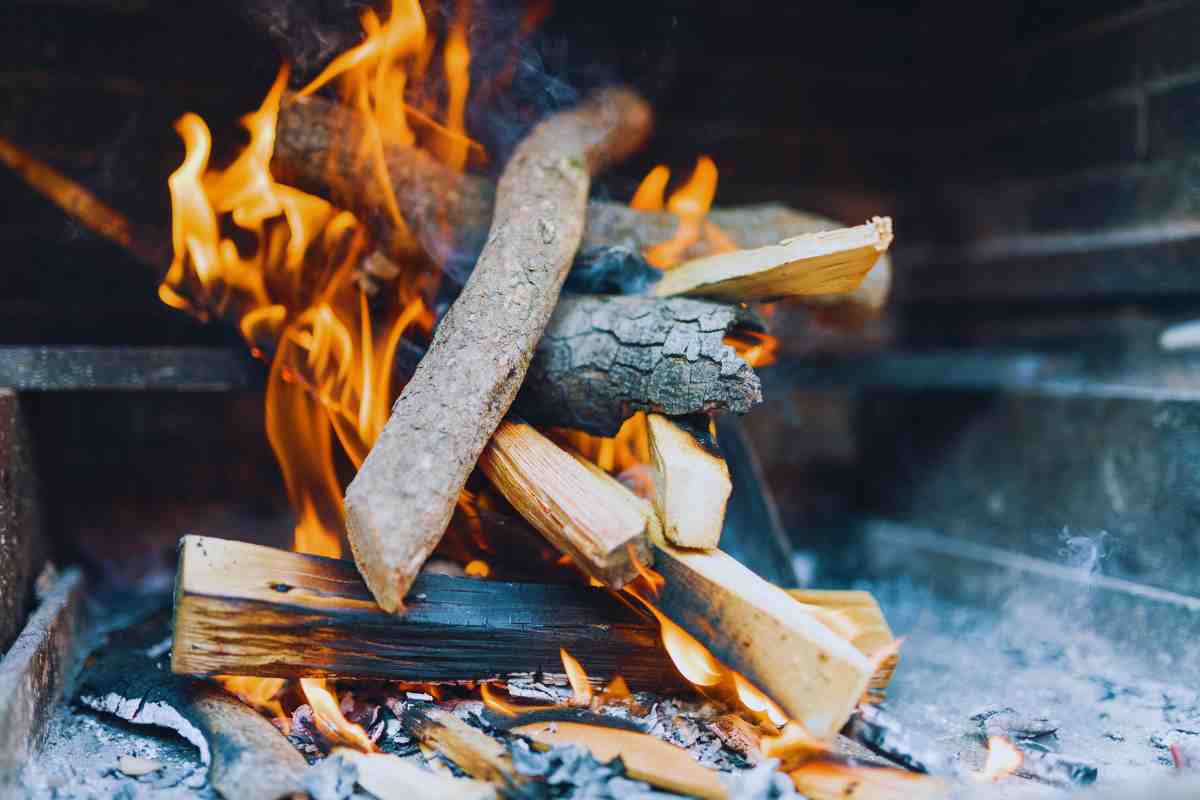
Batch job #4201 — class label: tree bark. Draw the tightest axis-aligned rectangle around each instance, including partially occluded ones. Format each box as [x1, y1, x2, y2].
[343, 87, 654, 613]
[514, 294, 762, 436]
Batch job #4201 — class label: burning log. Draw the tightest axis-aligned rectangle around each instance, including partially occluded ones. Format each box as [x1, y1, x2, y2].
[0, 136, 760, 438]
[788, 756, 950, 800]
[476, 425, 875, 739]
[334, 748, 498, 800]
[170, 536, 677, 687]
[396, 704, 529, 792]
[513, 719, 729, 800]
[788, 589, 898, 699]
[272, 92, 892, 322]
[652, 218, 893, 302]
[652, 541, 874, 739]
[344, 86, 654, 612]
[477, 420, 655, 587]
[77, 645, 307, 800]
[644, 413, 731, 549]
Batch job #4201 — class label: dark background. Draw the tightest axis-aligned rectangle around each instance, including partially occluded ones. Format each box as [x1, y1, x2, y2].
[3, 0, 1200, 594]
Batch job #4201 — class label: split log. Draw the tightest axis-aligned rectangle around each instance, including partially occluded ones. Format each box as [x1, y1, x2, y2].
[513, 719, 728, 800]
[272, 92, 891, 322]
[334, 748, 497, 800]
[644, 413, 731, 549]
[479, 428, 874, 739]
[652, 541, 874, 739]
[396, 704, 528, 792]
[344, 86, 654, 612]
[78, 641, 307, 800]
[788, 589, 897, 699]
[652, 218, 893, 302]
[788, 756, 950, 800]
[478, 420, 656, 587]
[170, 536, 677, 688]
[0, 136, 760, 437]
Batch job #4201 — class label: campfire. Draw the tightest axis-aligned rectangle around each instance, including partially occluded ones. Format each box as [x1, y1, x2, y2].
[8, 1, 1194, 799]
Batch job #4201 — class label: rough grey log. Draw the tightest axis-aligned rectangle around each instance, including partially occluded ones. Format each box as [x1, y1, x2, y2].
[515, 295, 763, 436]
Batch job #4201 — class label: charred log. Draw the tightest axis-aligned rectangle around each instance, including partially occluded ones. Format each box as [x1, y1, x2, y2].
[170, 536, 678, 689]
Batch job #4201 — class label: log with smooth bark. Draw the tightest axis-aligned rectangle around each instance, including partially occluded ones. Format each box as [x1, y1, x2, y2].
[272, 92, 891, 321]
[170, 536, 676, 687]
[343, 87, 654, 613]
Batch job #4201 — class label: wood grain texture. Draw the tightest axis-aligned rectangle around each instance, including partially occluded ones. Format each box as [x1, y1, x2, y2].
[171, 536, 675, 687]
[0, 569, 85, 793]
[272, 93, 890, 323]
[478, 421, 655, 588]
[653, 218, 893, 302]
[337, 749, 497, 800]
[651, 542, 873, 739]
[514, 294, 762, 436]
[645, 413, 731, 549]
[343, 87, 653, 612]
[788, 589, 897, 699]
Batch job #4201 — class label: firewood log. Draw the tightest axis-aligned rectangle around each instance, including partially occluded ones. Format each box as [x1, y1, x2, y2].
[788, 589, 897, 699]
[170, 536, 679, 688]
[334, 749, 497, 800]
[651, 541, 874, 740]
[513, 719, 728, 800]
[396, 705, 529, 792]
[652, 218, 893, 303]
[344, 87, 654, 613]
[477, 420, 656, 588]
[644, 413, 731, 549]
[272, 92, 891, 322]
[476, 426, 875, 739]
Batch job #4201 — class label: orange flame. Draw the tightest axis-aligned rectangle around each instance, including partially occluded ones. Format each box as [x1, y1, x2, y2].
[162, 0, 487, 738]
[637, 157, 738, 269]
[623, 575, 789, 727]
[300, 678, 375, 752]
[217, 675, 288, 722]
[560, 648, 594, 706]
[978, 736, 1022, 782]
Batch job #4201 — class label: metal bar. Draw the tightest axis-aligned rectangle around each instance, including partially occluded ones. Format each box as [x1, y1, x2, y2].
[0, 347, 262, 391]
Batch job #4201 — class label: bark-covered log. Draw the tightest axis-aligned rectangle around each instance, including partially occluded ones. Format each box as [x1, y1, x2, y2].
[171, 536, 677, 688]
[514, 294, 762, 436]
[343, 87, 654, 613]
[272, 91, 891, 320]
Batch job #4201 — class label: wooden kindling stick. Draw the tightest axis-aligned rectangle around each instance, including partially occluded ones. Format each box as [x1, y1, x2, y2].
[343, 86, 654, 612]
[644, 413, 731, 549]
[475, 422, 874, 740]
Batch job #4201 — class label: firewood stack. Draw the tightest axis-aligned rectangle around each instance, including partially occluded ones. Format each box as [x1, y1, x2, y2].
[0, 8, 936, 797]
